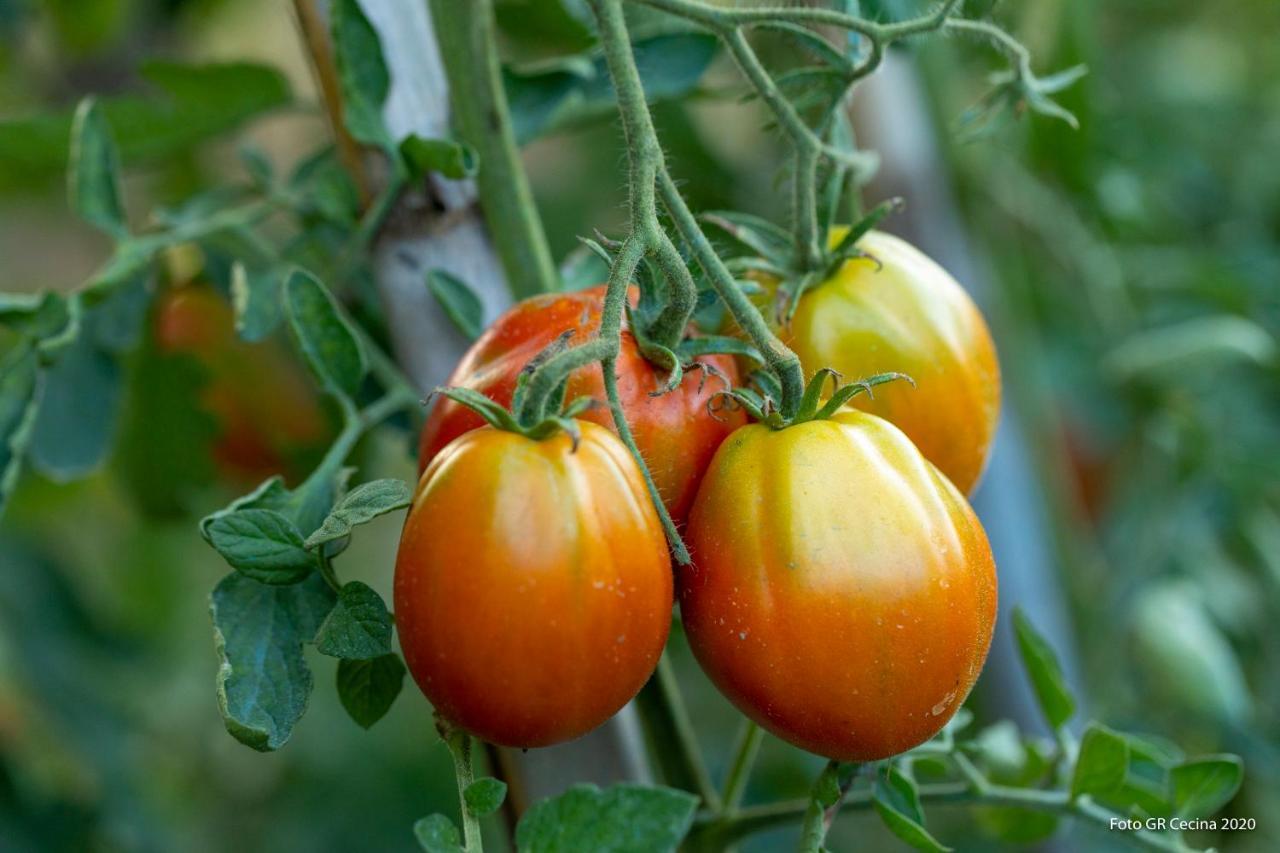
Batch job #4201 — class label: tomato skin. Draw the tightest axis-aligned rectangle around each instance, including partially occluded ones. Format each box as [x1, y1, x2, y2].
[418, 286, 746, 523]
[395, 422, 674, 748]
[152, 285, 330, 482]
[782, 230, 1000, 494]
[680, 409, 997, 761]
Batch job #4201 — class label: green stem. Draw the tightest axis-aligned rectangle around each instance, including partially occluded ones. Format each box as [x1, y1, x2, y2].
[796, 761, 841, 853]
[634, 655, 719, 808]
[721, 721, 764, 812]
[444, 726, 484, 853]
[426, 0, 557, 298]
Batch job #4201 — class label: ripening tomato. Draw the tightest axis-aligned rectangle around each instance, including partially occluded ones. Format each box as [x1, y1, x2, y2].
[153, 285, 331, 482]
[779, 230, 1000, 494]
[418, 286, 746, 524]
[680, 409, 997, 761]
[395, 422, 673, 748]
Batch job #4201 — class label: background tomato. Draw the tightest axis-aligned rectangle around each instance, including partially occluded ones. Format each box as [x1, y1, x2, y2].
[395, 422, 673, 748]
[680, 409, 997, 761]
[418, 285, 746, 523]
[781, 230, 1000, 494]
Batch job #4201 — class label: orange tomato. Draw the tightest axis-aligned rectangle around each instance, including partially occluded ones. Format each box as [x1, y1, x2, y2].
[395, 422, 673, 748]
[418, 286, 746, 524]
[680, 409, 997, 761]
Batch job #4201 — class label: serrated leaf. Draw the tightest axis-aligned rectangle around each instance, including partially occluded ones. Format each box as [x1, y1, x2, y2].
[337, 653, 405, 729]
[199, 475, 294, 539]
[1072, 724, 1129, 799]
[1012, 608, 1076, 730]
[330, 0, 393, 151]
[305, 478, 414, 549]
[515, 784, 698, 853]
[400, 135, 478, 180]
[0, 347, 42, 515]
[210, 572, 336, 751]
[414, 814, 464, 853]
[28, 331, 121, 481]
[315, 581, 393, 659]
[426, 270, 485, 342]
[231, 263, 282, 342]
[206, 508, 317, 584]
[67, 98, 127, 238]
[284, 269, 367, 398]
[465, 777, 508, 818]
[873, 765, 950, 852]
[1169, 757, 1242, 818]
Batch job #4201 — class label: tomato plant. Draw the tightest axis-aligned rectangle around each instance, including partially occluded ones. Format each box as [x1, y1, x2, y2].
[418, 285, 745, 523]
[682, 408, 997, 760]
[397, 422, 672, 748]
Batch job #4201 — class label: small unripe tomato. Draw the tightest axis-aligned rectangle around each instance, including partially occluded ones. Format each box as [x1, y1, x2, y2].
[680, 409, 997, 761]
[780, 230, 1000, 494]
[418, 286, 746, 524]
[395, 422, 673, 748]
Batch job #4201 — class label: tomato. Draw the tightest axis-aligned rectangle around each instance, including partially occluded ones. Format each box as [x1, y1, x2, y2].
[680, 409, 997, 761]
[418, 286, 746, 524]
[395, 422, 673, 747]
[779, 230, 1000, 494]
[153, 285, 330, 482]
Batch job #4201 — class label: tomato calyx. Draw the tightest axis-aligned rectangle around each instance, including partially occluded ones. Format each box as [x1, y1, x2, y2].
[716, 367, 914, 430]
[432, 385, 596, 450]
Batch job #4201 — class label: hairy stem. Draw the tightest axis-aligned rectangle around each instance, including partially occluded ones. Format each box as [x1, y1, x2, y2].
[444, 727, 484, 853]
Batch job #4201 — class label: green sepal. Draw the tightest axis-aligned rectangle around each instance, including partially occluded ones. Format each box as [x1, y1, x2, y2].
[812, 372, 914, 421]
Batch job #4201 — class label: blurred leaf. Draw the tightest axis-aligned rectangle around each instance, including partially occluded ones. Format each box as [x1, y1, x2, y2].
[67, 98, 127, 238]
[1103, 316, 1277, 381]
[975, 807, 1059, 845]
[284, 269, 368, 398]
[0, 346, 41, 516]
[28, 331, 121, 481]
[873, 765, 950, 852]
[315, 581, 393, 660]
[305, 478, 414, 549]
[331, 0, 393, 152]
[1169, 756, 1242, 818]
[426, 270, 485, 341]
[400, 135, 478, 180]
[1012, 608, 1076, 730]
[210, 572, 336, 751]
[1071, 724, 1129, 799]
[414, 814, 463, 853]
[0, 291, 72, 340]
[0, 62, 291, 188]
[558, 242, 611, 292]
[89, 274, 150, 352]
[514, 783, 698, 852]
[206, 508, 317, 584]
[338, 653, 406, 730]
[465, 777, 508, 817]
[700, 211, 793, 265]
[231, 263, 283, 342]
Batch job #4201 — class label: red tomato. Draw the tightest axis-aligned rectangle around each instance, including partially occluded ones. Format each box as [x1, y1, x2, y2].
[419, 286, 746, 523]
[680, 409, 997, 761]
[395, 422, 673, 747]
[779, 230, 1000, 494]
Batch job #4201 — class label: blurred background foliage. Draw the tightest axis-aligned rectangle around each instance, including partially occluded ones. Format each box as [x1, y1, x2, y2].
[1, 0, 1277, 850]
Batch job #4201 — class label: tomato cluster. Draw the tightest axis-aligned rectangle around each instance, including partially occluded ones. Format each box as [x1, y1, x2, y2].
[394, 233, 1000, 761]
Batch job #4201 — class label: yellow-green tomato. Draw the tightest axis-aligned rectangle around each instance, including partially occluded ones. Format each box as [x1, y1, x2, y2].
[681, 409, 998, 761]
[784, 230, 1000, 494]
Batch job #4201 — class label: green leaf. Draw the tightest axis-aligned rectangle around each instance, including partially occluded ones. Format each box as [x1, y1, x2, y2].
[206, 509, 317, 584]
[872, 765, 950, 852]
[0, 347, 42, 515]
[465, 777, 508, 818]
[0, 62, 291, 190]
[67, 98, 127, 238]
[1071, 724, 1129, 799]
[1103, 316, 1277, 380]
[28, 331, 121, 481]
[1169, 757, 1243, 819]
[330, 0, 393, 151]
[400, 135, 478, 180]
[426, 270, 485, 341]
[0, 291, 72, 341]
[200, 476, 295, 539]
[1012, 608, 1076, 730]
[515, 784, 698, 853]
[89, 273, 150, 352]
[210, 572, 336, 751]
[231, 263, 283, 342]
[284, 269, 367, 398]
[337, 653, 406, 729]
[414, 814, 464, 853]
[305, 478, 414, 549]
[315, 581, 394, 659]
